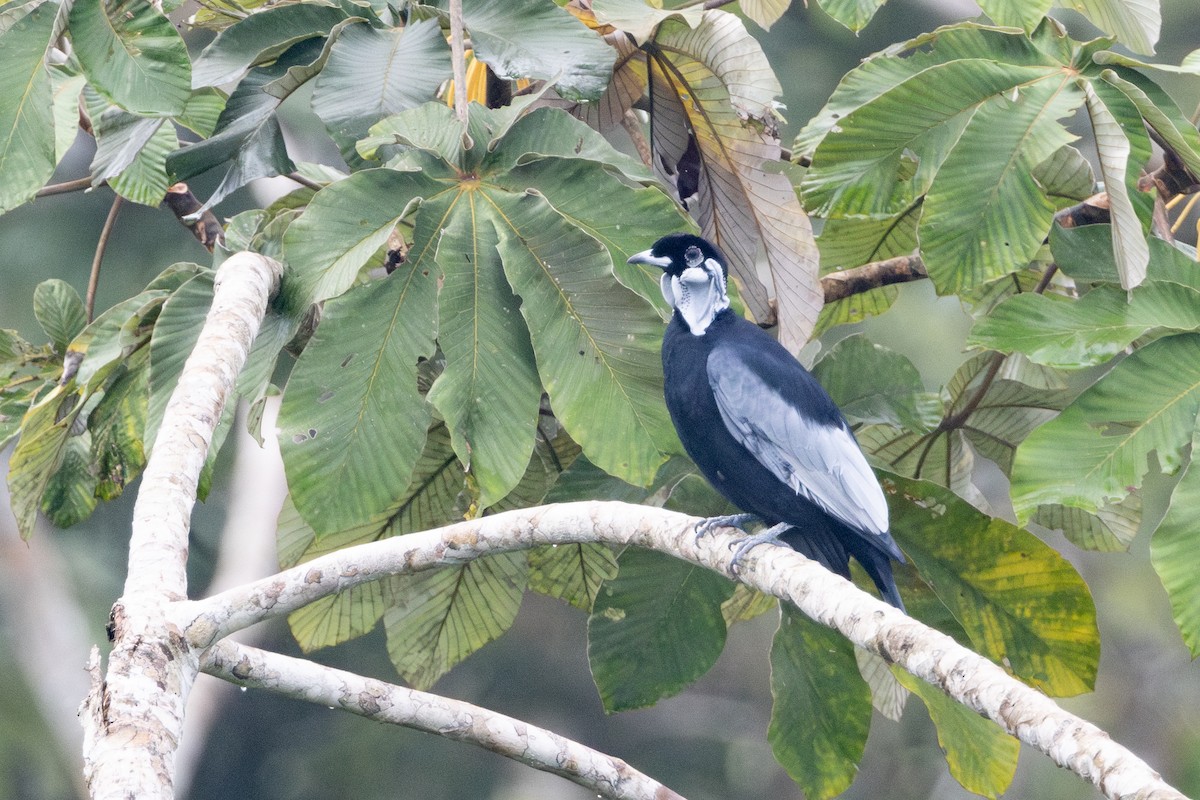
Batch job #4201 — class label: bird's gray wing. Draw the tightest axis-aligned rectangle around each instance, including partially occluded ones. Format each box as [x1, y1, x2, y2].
[707, 346, 889, 535]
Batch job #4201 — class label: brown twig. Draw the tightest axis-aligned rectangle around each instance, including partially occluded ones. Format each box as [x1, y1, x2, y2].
[36, 177, 94, 198]
[621, 109, 653, 168]
[86, 196, 123, 322]
[286, 172, 324, 192]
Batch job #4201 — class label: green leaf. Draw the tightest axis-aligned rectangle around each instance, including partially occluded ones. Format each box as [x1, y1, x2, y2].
[740, 0, 790, 30]
[979, 0, 1052, 31]
[167, 39, 319, 211]
[191, 3, 352, 87]
[1100, 69, 1200, 195]
[919, 76, 1082, 292]
[7, 384, 83, 539]
[1079, 77, 1152, 289]
[311, 19, 451, 156]
[648, 11, 821, 348]
[1032, 494, 1141, 552]
[1151, 435, 1200, 657]
[0, 0, 56, 215]
[803, 59, 1064, 220]
[280, 167, 447, 310]
[33, 279, 87, 353]
[1059, 0, 1159, 55]
[768, 606, 870, 800]
[40, 429, 97, 528]
[85, 87, 176, 206]
[528, 542, 619, 611]
[460, 0, 616, 102]
[1033, 144, 1096, 204]
[813, 334, 938, 431]
[889, 475, 1099, 696]
[893, 667, 1020, 798]
[69, 0, 191, 116]
[425, 192, 541, 508]
[490, 187, 676, 486]
[51, 70, 87, 165]
[290, 580, 387, 652]
[1052, 223, 1200, 288]
[1014, 332, 1200, 513]
[588, 0, 702, 43]
[816, 0, 885, 32]
[588, 548, 734, 711]
[377, 420, 467, 537]
[384, 552, 528, 690]
[968, 282, 1200, 368]
[88, 351, 149, 502]
[279, 266, 436, 535]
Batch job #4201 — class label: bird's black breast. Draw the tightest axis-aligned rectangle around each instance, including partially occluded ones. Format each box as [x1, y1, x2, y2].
[662, 311, 813, 524]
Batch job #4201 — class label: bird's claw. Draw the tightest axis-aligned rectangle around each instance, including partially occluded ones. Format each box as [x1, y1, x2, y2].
[693, 513, 759, 544]
[728, 523, 790, 574]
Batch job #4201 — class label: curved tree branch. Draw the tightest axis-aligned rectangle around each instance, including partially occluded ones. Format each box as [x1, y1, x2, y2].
[82, 253, 283, 800]
[181, 501, 1187, 800]
[202, 640, 684, 800]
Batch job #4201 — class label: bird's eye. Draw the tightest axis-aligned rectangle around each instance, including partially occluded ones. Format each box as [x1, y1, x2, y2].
[684, 246, 703, 267]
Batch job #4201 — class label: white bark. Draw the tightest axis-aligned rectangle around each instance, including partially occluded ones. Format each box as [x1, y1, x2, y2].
[201, 640, 684, 800]
[181, 502, 1188, 800]
[81, 253, 282, 800]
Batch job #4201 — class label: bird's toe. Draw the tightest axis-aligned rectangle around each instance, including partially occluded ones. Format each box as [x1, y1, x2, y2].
[694, 513, 759, 543]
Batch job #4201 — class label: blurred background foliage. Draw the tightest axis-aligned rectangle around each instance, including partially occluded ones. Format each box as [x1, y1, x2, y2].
[1, 1, 1200, 799]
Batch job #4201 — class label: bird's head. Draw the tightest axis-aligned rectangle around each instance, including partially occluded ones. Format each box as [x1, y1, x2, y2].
[627, 233, 730, 336]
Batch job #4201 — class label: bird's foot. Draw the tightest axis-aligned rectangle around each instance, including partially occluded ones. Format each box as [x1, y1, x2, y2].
[729, 522, 791, 573]
[694, 513, 759, 543]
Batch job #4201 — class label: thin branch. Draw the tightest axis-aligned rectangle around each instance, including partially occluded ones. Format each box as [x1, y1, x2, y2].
[621, 109, 653, 167]
[178, 501, 1187, 800]
[286, 171, 324, 192]
[202, 641, 684, 800]
[36, 177, 94, 198]
[820, 254, 926, 303]
[448, 0, 469, 125]
[85, 196, 123, 323]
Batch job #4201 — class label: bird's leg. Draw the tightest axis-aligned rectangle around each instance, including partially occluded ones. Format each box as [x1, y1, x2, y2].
[694, 513, 760, 542]
[728, 522, 791, 573]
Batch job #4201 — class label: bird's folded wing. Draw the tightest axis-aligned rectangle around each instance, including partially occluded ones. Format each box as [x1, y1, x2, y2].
[707, 347, 889, 536]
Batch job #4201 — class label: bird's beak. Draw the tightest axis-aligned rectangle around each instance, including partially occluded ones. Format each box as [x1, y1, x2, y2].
[627, 249, 673, 269]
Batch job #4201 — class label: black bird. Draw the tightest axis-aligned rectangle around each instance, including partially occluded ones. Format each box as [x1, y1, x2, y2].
[629, 233, 906, 610]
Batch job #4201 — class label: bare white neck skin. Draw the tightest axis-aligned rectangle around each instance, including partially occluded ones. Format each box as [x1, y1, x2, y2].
[659, 257, 730, 336]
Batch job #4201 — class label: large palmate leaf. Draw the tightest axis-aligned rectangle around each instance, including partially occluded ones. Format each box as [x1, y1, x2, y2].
[69, 0, 191, 116]
[812, 334, 939, 432]
[769, 606, 870, 800]
[646, 10, 821, 350]
[311, 19, 451, 158]
[888, 474, 1099, 696]
[426, 195, 542, 508]
[968, 282, 1200, 369]
[893, 667, 1020, 798]
[384, 551, 528, 690]
[588, 548, 735, 711]
[291, 102, 685, 489]
[1151, 432, 1200, 658]
[587, 0, 702, 44]
[1012, 334, 1200, 521]
[278, 263, 436, 536]
[0, 0, 57, 215]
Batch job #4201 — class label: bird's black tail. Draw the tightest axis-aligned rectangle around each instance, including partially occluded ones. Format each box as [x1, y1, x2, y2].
[780, 525, 906, 613]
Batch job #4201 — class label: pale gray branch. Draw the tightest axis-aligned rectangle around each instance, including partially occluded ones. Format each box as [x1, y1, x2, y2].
[182, 502, 1187, 800]
[83, 253, 284, 800]
[202, 641, 684, 800]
